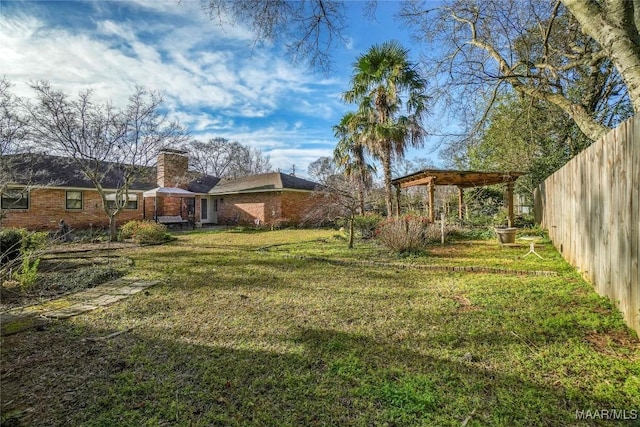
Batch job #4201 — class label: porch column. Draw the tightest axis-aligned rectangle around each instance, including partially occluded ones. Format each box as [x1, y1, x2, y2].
[428, 181, 435, 223]
[457, 187, 464, 220]
[506, 181, 514, 227]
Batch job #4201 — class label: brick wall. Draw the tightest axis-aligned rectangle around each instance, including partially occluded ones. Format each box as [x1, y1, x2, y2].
[215, 191, 317, 226]
[1, 188, 144, 231]
[280, 191, 317, 224]
[157, 151, 189, 187]
[217, 193, 281, 226]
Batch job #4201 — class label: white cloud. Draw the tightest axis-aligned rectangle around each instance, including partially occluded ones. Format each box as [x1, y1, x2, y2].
[0, 1, 349, 177]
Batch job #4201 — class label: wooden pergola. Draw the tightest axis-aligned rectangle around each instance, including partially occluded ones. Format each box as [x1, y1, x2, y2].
[391, 169, 526, 226]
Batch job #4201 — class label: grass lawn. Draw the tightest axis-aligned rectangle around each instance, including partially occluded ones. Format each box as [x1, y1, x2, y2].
[2, 228, 639, 426]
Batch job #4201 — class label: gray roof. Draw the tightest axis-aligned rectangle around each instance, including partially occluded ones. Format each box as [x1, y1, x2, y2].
[187, 174, 220, 193]
[208, 172, 319, 195]
[1, 154, 219, 193]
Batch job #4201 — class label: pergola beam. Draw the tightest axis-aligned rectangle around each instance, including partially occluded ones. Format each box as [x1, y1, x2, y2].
[392, 169, 525, 223]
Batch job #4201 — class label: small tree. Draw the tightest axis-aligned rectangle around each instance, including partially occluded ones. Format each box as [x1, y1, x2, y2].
[303, 169, 360, 249]
[27, 82, 188, 241]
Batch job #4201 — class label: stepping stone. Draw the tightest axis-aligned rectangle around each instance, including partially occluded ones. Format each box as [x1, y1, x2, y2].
[91, 294, 129, 306]
[0, 313, 48, 336]
[42, 303, 98, 319]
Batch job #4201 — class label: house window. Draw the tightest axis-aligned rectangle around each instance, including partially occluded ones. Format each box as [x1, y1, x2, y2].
[66, 191, 83, 210]
[1, 190, 29, 210]
[105, 193, 138, 210]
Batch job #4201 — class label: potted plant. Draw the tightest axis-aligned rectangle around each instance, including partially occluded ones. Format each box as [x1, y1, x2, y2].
[494, 208, 517, 244]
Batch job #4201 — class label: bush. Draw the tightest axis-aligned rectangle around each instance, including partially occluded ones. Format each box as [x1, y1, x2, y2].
[120, 220, 170, 244]
[22, 230, 48, 252]
[0, 228, 47, 265]
[376, 215, 429, 254]
[0, 228, 47, 288]
[448, 227, 495, 241]
[119, 220, 141, 240]
[422, 223, 457, 244]
[353, 214, 383, 239]
[14, 256, 40, 288]
[0, 228, 23, 265]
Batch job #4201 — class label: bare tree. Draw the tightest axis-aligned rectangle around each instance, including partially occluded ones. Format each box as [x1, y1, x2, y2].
[26, 82, 188, 241]
[188, 138, 243, 177]
[202, 0, 640, 143]
[303, 171, 360, 249]
[187, 137, 272, 178]
[0, 78, 29, 156]
[229, 145, 272, 178]
[308, 156, 340, 184]
[202, 0, 349, 71]
[1, 78, 31, 221]
[400, 1, 632, 142]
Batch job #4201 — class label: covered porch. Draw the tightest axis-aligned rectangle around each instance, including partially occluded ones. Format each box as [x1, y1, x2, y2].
[142, 187, 199, 226]
[392, 169, 525, 226]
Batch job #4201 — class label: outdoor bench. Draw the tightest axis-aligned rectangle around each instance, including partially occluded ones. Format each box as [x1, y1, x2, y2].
[156, 215, 190, 228]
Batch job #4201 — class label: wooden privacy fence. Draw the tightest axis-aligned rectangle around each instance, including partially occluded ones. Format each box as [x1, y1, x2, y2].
[534, 116, 639, 334]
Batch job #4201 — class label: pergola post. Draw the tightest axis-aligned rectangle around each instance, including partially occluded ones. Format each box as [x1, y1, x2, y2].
[394, 184, 401, 217]
[391, 170, 524, 226]
[506, 181, 515, 227]
[428, 181, 435, 223]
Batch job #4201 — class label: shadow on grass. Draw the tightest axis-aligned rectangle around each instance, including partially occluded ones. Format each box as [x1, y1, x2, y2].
[3, 319, 636, 427]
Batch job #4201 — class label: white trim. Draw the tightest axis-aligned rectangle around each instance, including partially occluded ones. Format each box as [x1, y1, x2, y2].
[4, 184, 147, 193]
[208, 188, 313, 196]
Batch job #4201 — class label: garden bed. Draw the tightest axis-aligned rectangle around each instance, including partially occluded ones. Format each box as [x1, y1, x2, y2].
[1, 242, 136, 310]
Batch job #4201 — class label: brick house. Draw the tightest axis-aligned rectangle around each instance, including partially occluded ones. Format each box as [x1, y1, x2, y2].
[1, 150, 320, 231]
[209, 172, 320, 226]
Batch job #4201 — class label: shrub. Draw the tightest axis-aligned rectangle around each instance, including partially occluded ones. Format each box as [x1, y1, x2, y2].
[0, 228, 47, 288]
[0, 228, 23, 265]
[119, 220, 141, 240]
[448, 227, 495, 241]
[120, 220, 170, 244]
[21, 230, 48, 252]
[14, 256, 40, 288]
[422, 223, 457, 244]
[353, 214, 383, 239]
[376, 215, 429, 254]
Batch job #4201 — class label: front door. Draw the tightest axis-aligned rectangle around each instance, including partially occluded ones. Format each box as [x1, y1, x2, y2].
[201, 198, 208, 222]
[200, 197, 218, 224]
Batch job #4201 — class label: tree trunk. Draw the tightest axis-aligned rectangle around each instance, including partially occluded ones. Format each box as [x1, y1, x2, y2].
[562, 0, 640, 117]
[381, 148, 393, 218]
[108, 215, 118, 242]
[348, 214, 354, 249]
[357, 173, 365, 215]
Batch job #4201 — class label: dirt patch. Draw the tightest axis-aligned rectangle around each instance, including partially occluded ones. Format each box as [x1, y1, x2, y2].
[585, 330, 640, 359]
[453, 295, 480, 312]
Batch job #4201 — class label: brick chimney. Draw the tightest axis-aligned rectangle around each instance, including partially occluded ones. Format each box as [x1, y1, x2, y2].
[157, 148, 189, 188]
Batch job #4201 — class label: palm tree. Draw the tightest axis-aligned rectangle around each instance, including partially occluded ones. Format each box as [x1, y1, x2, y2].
[343, 40, 428, 217]
[333, 111, 374, 215]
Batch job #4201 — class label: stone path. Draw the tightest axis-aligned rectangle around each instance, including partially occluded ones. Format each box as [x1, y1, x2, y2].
[0, 279, 161, 336]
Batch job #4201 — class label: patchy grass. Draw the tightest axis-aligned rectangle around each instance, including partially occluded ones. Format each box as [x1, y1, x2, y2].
[1, 243, 133, 310]
[1, 229, 638, 426]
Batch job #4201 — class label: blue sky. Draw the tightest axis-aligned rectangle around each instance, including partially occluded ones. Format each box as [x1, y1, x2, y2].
[0, 0, 444, 178]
